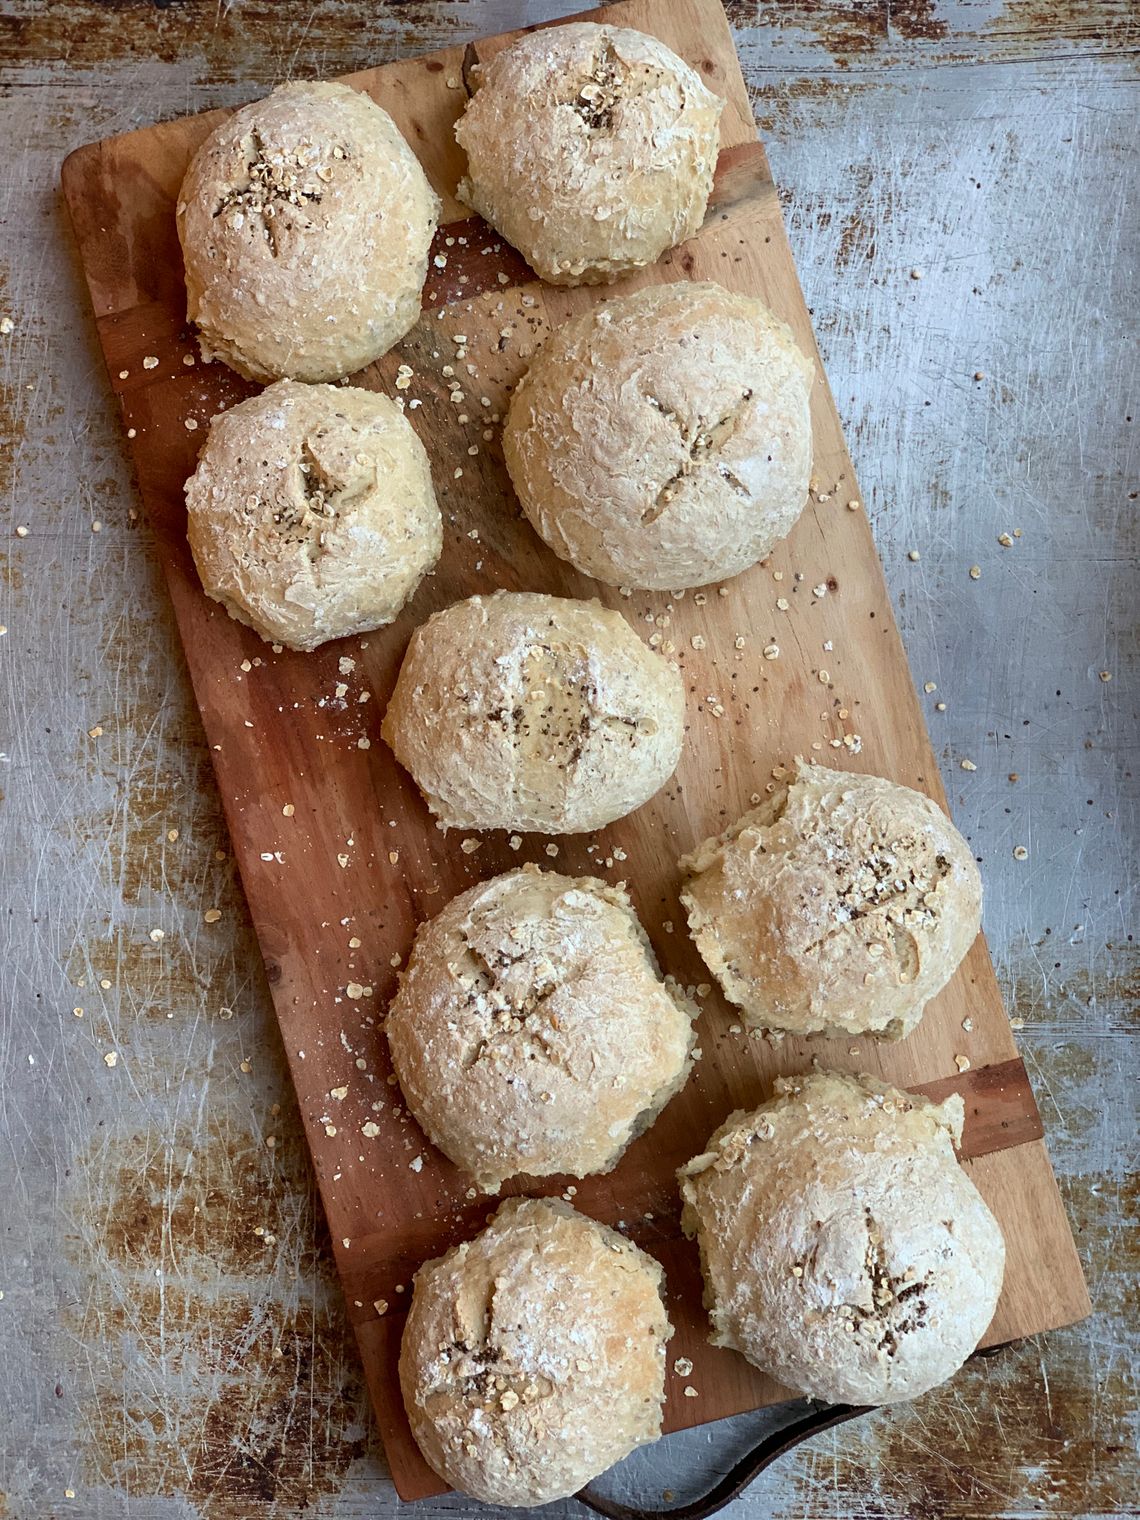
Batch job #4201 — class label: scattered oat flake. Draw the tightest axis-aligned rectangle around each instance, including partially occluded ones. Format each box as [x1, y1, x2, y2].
[388, 850, 399, 865]
[184, 418, 198, 431]
[969, 565, 981, 580]
[362, 1122, 380, 1138]
[346, 982, 364, 1000]
[1099, 670, 1112, 683]
[409, 1155, 424, 1172]
[103, 1052, 118, 1068]
[923, 681, 937, 694]
[776, 597, 790, 611]
[204, 908, 222, 924]
[374, 1299, 389, 1316]
[955, 1054, 971, 1072]
[684, 1385, 699, 1398]
[337, 853, 350, 868]
[460, 838, 482, 854]
[14, 525, 28, 538]
[87, 725, 103, 739]
[908, 550, 920, 562]
[960, 758, 977, 772]
[1013, 845, 1029, 860]
[148, 928, 164, 942]
[0, 316, 14, 334]
[142, 355, 159, 369]
[690, 635, 706, 650]
[324, 1124, 337, 1137]
[998, 532, 1014, 547]
[331, 1085, 349, 1101]
[674, 1357, 693, 1376]
[545, 843, 559, 856]
[763, 644, 780, 660]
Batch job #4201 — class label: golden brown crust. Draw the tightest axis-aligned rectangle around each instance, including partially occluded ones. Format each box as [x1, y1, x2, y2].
[387, 864, 697, 1191]
[678, 1070, 1006, 1406]
[504, 281, 813, 590]
[455, 24, 723, 285]
[185, 380, 440, 651]
[679, 760, 983, 1039]
[400, 1198, 671, 1505]
[178, 82, 439, 382]
[381, 591, 685, 833]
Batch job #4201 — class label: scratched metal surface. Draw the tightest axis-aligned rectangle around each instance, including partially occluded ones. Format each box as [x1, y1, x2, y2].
[0, 1, 1135, 1517]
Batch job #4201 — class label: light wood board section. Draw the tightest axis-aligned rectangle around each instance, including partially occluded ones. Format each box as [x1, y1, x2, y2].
[61, 0, 1090, 1499]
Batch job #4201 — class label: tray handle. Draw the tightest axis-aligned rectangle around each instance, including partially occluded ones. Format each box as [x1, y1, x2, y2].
[575, 1401, 873, 1520]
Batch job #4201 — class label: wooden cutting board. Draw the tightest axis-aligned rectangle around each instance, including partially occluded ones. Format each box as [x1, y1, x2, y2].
[61, 0, 1090, 1500]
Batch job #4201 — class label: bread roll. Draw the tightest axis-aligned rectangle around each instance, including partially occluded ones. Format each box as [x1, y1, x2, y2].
[455, 23, 723, 285]
[504, 281, 814, 589]
[679, 760, 982, 1039]
[400, 1197, 671, 1505]
[678, 1070, 1006, 1406]
[185, 380, 440, 651]
[177, 82, 439, 382]
[381, 591, 685, 833]
[387, 864, 696, 1192]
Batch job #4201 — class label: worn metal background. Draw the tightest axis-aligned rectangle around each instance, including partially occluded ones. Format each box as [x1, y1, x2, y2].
[0, 2, 1135, 1517]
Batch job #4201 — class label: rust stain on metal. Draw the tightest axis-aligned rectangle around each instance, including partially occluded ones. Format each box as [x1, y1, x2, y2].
[986, 0, 1140, 50]
[0, 0, 470, 77]
[726, 0, 948, 57]
[64, 1124, 369, 1515]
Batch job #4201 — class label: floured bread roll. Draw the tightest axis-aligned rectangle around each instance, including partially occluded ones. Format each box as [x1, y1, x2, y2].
[381, 591, 684, 833]
[177, 81, 439, 381]
[455, 23, 723, 285]
[678, 1070, 1006, 1406]
[400, 1197, 671, 1505]
[388, 864, 696, 1192]
[504, 281, 814, 589]
[679, 761, 982, 1039]
[185, 380, 440, 651]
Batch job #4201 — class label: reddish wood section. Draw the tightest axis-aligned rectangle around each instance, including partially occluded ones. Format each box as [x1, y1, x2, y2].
[61, 0, 1089, 1499]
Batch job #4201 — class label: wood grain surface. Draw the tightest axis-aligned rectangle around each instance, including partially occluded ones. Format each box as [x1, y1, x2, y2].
[60, 0, 1090, 1500]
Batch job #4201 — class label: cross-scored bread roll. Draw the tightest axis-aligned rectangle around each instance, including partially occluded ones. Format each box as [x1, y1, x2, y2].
[178, 81, 439, 382]
[185, 380, 440, 651]
[678, 1070, 1005, 1406]
[381, 591, 685, 833]
[679, 761, 982, 1039]
[387, 864, 696, 1192]
[504, 281, 814, 590]
[400, 1197, 671, 1505]
[455, 23, 723, 285]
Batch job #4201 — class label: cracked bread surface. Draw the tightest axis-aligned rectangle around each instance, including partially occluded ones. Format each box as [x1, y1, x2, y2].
[455, 23, 723, 285]
[678, 1070, 1005, 1406]
[400, 1197, 671, 1505]
[387, 864, 697, 1192]
[679, 760, 982, 1039]
[185, 380, 440, 651]
[178, 81, 439, 382]
[381, 590, 685, 833]
[504, 281, 814, 590]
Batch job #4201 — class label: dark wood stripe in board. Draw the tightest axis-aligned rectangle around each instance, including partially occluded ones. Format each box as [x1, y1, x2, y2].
[911, 1055, 1043, 1160]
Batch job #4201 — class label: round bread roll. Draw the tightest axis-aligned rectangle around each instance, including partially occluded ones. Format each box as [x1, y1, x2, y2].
[381, 591, 685, 833]
[678, 1070, 1006, 1406]
[679, 761, 982, 1039]
[455, 23, 723, 285]
[388, 864, 696, 1192]
[400, 1197, 671, 1505]
[504, 281, 814, 590]
[177, 81, 439, 382]
[185, 380, 440, 651]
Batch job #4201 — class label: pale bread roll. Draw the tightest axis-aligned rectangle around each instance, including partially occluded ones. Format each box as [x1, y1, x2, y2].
[678, 1070, 1006, 1406]
[381, 591, 685, 833]
[455, 23, 723, 285]
[679, 760, 982, 1039]
[185, 380, 440, 651]
[400, 1197, 671, 1505]
[504, 281, 814, 589]
[387, 864, 697, 1192]
[177, 82, 439, 382]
